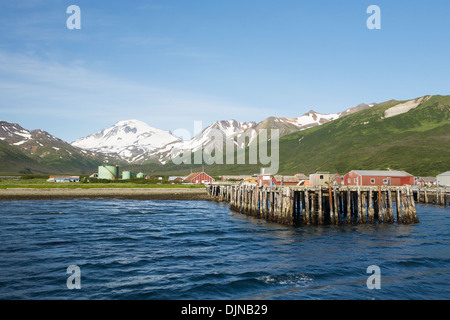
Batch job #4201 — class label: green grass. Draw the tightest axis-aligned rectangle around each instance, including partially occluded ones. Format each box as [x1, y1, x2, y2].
[155, 95, 450, 177]
[2, 95, 449, 178]
[275, 95, 450, 176]
[0, 179, 205, 189]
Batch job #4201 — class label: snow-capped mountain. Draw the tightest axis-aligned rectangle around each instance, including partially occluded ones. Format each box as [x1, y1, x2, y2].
[231, 106, 372, 148]
[0, 120, 105, 168]
[0, 120, 84, 155]
[144, 120, 257, 164]
[285, 110, 340, 130]
[71, 120, 180, 162]
[70, 103, 374, 164]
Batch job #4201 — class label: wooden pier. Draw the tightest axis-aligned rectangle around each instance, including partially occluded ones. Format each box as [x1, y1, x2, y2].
[206, 183, 421, 225]
[413, 187, 449, 206]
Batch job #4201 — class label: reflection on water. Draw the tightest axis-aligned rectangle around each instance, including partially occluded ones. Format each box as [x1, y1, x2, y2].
[0, 200, 448, 300]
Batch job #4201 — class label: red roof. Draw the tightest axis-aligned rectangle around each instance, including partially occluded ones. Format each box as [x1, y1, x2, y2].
[184, 172, 214, 182]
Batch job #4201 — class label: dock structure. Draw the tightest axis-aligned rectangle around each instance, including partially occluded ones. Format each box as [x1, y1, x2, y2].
[413, 187, 449, 207]
[206, 183, 421, 225]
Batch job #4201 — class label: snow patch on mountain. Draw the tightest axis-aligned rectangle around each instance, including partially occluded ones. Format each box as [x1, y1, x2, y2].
[71, 119, 180, 161]
[153, 119, 257, 164]
[285, 110, 340, 130]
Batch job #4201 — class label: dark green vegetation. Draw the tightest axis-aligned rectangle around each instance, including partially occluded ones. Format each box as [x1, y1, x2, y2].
[128, 95, 449, 177]
[0, 139, 102, 175]
[277, 95, 450, 176]
[0, 140, 45, 174]
[0, 122, 108, 175]
[0, 176, 205, 189]
[1, 95, 449, 177]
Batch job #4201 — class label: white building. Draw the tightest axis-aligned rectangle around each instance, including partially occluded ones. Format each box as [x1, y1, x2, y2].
[436, 171, 450, 187]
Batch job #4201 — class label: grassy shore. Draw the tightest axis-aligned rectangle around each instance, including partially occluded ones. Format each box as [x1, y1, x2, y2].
[0, 179, 209, 200]
[0, 178, 205, 189]
[0, 187, 209, 201]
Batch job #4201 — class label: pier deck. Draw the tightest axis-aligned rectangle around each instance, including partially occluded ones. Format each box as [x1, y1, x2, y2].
[205, 183, 436, 225]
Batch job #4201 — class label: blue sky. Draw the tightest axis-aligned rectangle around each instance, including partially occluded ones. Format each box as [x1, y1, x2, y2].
[1, 0, 449, 142]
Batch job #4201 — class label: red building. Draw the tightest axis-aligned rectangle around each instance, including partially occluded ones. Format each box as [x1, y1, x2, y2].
[344, 170, 414, 186]
[184, 172, 215, 184]
[256, 174, 273, 186]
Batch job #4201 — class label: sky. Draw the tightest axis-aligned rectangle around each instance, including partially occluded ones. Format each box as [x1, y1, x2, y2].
[1, 0, 449, 142]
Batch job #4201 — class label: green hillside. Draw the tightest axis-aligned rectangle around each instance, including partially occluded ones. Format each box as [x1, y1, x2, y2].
[2, 95, 448, 177]
[123, 95, 449, 177]
[0, 139, 104, 175]
[0, 140, 50, 174]
[277, 95, 450, 176]
[136, 95, 449, 178]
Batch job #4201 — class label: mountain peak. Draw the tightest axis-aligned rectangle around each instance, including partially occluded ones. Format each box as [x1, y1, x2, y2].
[72, 120, 180, 161]
[114, 119, 148, 127]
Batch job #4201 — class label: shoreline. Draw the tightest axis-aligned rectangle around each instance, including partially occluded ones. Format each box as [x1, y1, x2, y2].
[0, 187, 210, 201]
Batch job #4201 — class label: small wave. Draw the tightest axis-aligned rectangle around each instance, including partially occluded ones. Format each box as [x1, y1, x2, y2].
[258, 273, 314, 287]
[36, 240, 73, 246]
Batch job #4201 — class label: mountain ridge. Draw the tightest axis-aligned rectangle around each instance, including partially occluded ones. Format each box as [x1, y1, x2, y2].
[1, 95, 448, 176]
[70, 103, 372, 164]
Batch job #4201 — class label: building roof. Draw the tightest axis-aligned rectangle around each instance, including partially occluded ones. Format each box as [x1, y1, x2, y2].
[273, 175, 300, 183]
[295, 173, 309, 180]
[184, 172, 212, 182]
[350, 170, 413, 177]
[437, 171, 450, 177]
[168, 176, 187, 181]
[222, 175, 252, 180]
[418, 177, 436, 182]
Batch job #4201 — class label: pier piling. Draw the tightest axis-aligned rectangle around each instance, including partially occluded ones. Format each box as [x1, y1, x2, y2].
[207, 183, 422, 226]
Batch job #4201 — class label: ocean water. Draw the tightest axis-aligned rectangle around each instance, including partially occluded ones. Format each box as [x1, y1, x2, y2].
[0, 199, 448, 300]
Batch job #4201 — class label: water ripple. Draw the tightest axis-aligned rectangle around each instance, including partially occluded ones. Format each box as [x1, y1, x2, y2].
[0, 200, 448, 299]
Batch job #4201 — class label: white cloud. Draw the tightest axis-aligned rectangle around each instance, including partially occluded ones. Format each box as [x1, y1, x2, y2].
[0, 51, 266, 140]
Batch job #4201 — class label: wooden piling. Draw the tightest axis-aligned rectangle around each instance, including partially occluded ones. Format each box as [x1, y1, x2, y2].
[347, 187, 352, 223]
[317, 187, 324, 224]
[333, 187, 339, 224]
[361, 191, 367, 223]
[208, 183, 420, 226]
[378, 186, 384, 223]
[387, 188, 394, 223]
[325, 186, 331, 224]
[355, 187, 360, 223]
[304, 187, 310, 224]
[367, 188, 373, 223]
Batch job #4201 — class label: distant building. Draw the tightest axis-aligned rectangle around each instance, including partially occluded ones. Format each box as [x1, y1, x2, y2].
[295, 173, 309, 186]
[255, 174, 304, 186]
[98, 164, 119, 180]
[122, 171, 132, 180]
[437, 171, 450, 187]
[136, 172, 145, 179]
[184, 172, 215, 184]
[330, 174, 344, 185]
[309, 172, 331, 187]
[221, 175, 252, 181]
[256, 174, 273, 186]
[169, 176, 186, 182]
[344, 170, 414, 186]
[272, 175, 301, 186]
[47, 175, 80, 183]
[415, 177, 436, 187]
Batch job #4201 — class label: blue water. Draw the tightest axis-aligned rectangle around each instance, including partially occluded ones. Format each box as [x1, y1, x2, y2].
[0, 200, 449, 300]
